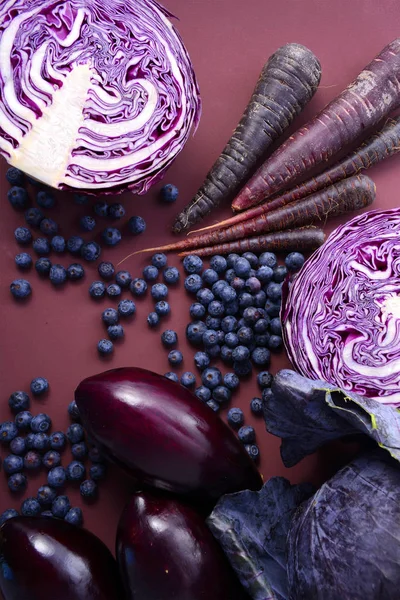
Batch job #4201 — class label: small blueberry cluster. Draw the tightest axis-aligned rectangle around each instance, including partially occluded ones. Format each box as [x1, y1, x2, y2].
[0, 378, 108, 528]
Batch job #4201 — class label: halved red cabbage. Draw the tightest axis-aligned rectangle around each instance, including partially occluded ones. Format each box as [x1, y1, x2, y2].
[0, 0, 201, 193]
[282, 207, 400, 406]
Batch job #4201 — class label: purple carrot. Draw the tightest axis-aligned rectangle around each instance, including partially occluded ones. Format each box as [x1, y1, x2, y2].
[232, 39, 400, 212]
[171, 43, 321, 234]
[130, 175, 375, 257]
[191, 116, 400, 235]
[178, 228, 325, 257]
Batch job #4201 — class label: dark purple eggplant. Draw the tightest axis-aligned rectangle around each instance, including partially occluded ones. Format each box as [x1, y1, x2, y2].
[0, 516, 124, 600]
[116, 491, 248, 600]
[75, 367, 262, 503]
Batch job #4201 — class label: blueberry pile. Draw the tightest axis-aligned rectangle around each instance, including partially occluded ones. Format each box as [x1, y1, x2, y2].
[0, 379, 108, 528]
[6, 167, 149, 299]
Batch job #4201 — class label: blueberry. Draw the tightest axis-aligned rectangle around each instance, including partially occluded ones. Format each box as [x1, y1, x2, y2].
[272, 265, 288, 283]
[147, 312, 160, 327]
[24, 450, 42, 470]
[164, 372, 179, 382]
[97, 338, 114, 355]
[250, 397, 263, 416]
[220, 286, 237, 304]
[21, 497, 41, 517]
[206, 399, 220, 412]
[149, 254, 166, 270]
[36, 190, 55, 209]
[67, 236, 84, 255]
[202, 269, 219, 285]
[98, 261, 115, 280]
[183, 255, 203, 274]
[115, 270, 132, 288]
[74, 193, 89, 205]
[8, 473, 27, 493]
[262, 387, 275, 405]
[49, 431, 66, 451]
[220, 316, 237, 333]
[205, 316, 221, 330]
[15, 252, 32, 270]
[237, 327, 254, 346]
[224, 299, 239, 316]
[51, 235, 66, 253]
[118, 299, 136, 317]
[226, 254, 240, 268]
[233, 257, 251, 278]
[65, 507, 83, 526]
[238, 292, 253, 310]
[80, 479, 98, 499]
[160, 183, 179, 202]
[224, 372, 240, 390]
[194, 351, 210, 371]
[186, 321, 207, 345]
[94, 201, 109, 217]
[128, 216, 146, 235]
[80, 215, 96, 232]
[106, 283, 121, 298]
[196, 288, 214, 306]
[212, 280, 229, 298]
[40, 218, 58, 236]
[35, 257, 52, 277]
[81, 241, 101, 261]
[32, 433, 50, 452]
[67, 263, 85, 281]
[212, 385, 231, 404]
[254, 318, 269, 334]
[257, 372, 273, 389]
[8, 391, 30, 414]
[243, 307, 263, 326]
[227, 407, 244, 429]
[52, 495, 71, 518]
[224, 268, 236, 283]
[89, 463, 106, 481]
[238, 425, 256, 444]
[42, 450, 61, 469]
[66, 460, 86, 481]
[201, 367, 222, 390]
[0, 421, 18, 443]
[67, 401, 80, 422]
[25, 432, 36, 449]
[168, 350, 183, 366]
[163, 266, 180, 285]
[267, 335, 283, 351]
[3, 454, 23, 474]
[0, 509, 19, 525]
[161, 329, 178, 347]
[207, 344, 221, 359]
[151, 283, 168, 300]
[8, 186, 28, 209]
[232, 345, 250, 362]
[245, 277, 261, 294]
[88, 446, 104, 463]
[210, 255, 227, 273]
[180, 372, 196, 388]
[14, 226, 32, 245]
[143, 265, 159, 281]
[265, 299, 281, 318]
[256, 266, 274, 284]
[6, 167, 24, 186]
[101, 308, 118, 327]
[207, 300, 224, 317]
[285, 252, 305, 272]
[233, 359, 252, 378]
[10, 436, 26, 455]
[184, 274, 203, 294]
[108, 203, 126, 219]
[37, 485, 57, 506]
[31, 413, 51, 433]
[231, 277, 245, 292]
[189, 303, 206, 319]
[154, 300, 170, 316]
[47, 466, 66, 488]
[259, 252, 277, 268]
[101, 227, 122, 246]
[107, 324, 125, 340]
[220, 345, 233, 364]
[25, 207, 44, 227]
[66, 423, 85, 445]
[202, 329, 219, 347]
[89, 281, 106, 299]
[49, 264, 67, 286]
[241, 252, 258, 267]
[245, 444, 260, 462]
[224, 332, 239, 349]
[194, 386, 211, 402]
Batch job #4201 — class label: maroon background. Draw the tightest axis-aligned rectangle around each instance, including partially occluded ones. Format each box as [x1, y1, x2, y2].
[0, 0, 399, 571]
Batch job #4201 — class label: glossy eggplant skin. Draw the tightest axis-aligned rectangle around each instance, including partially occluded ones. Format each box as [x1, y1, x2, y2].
[0, 517, 124, 600]
[75, 368, 262, 503]
[117, 491, 248, 600]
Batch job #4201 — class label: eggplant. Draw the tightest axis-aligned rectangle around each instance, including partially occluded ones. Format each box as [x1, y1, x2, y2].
[75, 367, 262, 503]
[0, 516, 124, 600]
[117, 491, 248, 600]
